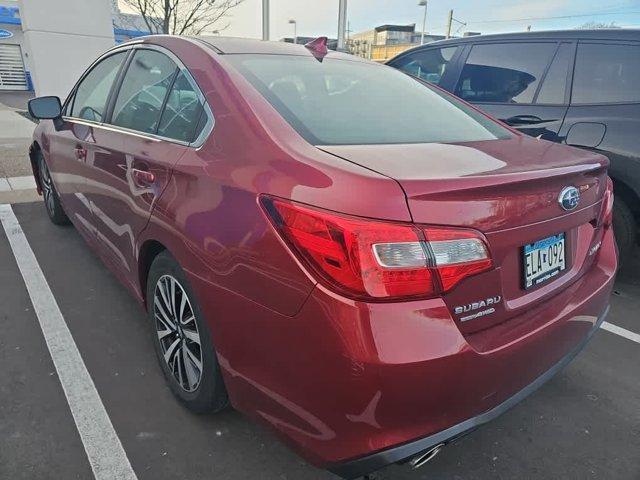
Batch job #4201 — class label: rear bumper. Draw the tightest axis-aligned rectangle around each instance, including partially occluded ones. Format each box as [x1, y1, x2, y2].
[328, 305, 609, 479]
[202, 226, 616, 478]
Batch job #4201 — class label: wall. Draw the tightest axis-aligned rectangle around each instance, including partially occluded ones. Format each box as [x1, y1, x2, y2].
[0, 21, 31, 87]
[370, 43, 415, 62]
[18, 0, 115, 98]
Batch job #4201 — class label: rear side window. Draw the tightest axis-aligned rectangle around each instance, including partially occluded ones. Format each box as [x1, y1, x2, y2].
[71, 52, 127, 122]
[572, 43, 640, 104]
[536, 43, 572, 105]
[157, 71, 206, 143]
[391, 46, 458, 85]
[456, 42, 557, 104]
[111, 49, 178, 134]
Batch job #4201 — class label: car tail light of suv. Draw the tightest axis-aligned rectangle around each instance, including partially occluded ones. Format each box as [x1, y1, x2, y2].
[261, 196, 492, 301]
[602, 177, 614, 229]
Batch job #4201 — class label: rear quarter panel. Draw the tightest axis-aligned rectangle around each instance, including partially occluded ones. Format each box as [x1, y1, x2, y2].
[136, 36, 411, 314]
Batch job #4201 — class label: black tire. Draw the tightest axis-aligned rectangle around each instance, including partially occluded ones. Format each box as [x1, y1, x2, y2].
[146, 250, 229, 413]
[37, 152, 69, 225]
[612, 195, 638, 267]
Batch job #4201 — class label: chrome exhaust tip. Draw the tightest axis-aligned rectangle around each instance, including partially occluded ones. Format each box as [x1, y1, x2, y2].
[408, 443, 445, 469]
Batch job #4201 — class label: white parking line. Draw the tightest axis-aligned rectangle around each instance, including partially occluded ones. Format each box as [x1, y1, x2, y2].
[601, 321, 640, 344]
[0, 204, 138, 480]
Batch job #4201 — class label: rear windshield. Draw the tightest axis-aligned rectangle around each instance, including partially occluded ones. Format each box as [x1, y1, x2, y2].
[226, 54, 511, 146]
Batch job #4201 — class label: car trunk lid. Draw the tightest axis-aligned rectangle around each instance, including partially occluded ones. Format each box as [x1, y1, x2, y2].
[318, 135, 609, 334]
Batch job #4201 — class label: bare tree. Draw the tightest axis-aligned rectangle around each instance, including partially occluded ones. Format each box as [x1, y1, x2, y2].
[121, 0, 244, 36]
[576, 21, 621, 30]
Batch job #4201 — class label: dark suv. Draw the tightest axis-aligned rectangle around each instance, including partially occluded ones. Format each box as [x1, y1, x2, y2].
[388, 29, 640, 262]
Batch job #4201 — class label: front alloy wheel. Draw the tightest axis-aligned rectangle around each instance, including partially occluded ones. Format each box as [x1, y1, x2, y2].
[153, 274, 203, 393]
[37, 153, 69, 225]
[40, 159, 56, 217]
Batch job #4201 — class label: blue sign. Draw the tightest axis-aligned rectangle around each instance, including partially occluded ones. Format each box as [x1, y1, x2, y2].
[0, 29, 14, 39]
[0, 6, 21, 26]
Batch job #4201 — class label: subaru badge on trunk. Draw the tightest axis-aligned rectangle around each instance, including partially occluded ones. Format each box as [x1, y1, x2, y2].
[558, 186, 580, 211]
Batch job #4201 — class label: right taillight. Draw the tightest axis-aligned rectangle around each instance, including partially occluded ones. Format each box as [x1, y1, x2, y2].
[602, 176, 614, 228]
[261, 196, 492, 301]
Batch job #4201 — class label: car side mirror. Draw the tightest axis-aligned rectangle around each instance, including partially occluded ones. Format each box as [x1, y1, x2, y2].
[28, 96, 62, 120]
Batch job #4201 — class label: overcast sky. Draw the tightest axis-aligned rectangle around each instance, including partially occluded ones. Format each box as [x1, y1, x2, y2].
[121, 0, 640, 39]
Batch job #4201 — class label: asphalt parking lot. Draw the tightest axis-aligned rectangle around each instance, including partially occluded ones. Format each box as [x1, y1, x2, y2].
[1, 201, 639, 480]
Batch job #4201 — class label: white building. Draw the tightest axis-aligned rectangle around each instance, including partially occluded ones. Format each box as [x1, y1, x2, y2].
[0, 0, 149, 93]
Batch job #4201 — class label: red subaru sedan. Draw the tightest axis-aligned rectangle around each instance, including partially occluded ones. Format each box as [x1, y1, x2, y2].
[27, 36, 616, 478]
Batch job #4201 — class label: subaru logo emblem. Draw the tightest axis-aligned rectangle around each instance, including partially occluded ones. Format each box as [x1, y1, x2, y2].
[558, 186, 580, 211]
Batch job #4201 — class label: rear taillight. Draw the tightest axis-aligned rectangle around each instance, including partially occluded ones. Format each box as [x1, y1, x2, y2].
[261, 197, 492, 301]
[602, 177, 614, 228]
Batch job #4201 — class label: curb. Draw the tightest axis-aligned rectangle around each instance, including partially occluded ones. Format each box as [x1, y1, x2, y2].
[0, 175, 40, 204]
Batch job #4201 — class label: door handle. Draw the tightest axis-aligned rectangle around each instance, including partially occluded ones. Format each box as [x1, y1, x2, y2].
[74, 146, 87, 160]
[502, 115, 552, 126]
[131, 168, 156, 187]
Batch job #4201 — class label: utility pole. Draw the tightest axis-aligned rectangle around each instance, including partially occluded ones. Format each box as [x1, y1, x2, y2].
[419, 0, 427, 44]
[446, 10, 453, 39]
[337, 0, 347, 50]
[262, 0, 269, 41]
[288, 19, 297, 44]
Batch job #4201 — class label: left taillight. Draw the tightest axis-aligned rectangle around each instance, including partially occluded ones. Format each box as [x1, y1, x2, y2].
[261, 196, 492, 301]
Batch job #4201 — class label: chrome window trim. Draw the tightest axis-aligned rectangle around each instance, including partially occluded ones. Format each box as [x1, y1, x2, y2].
[62, 116, 191, 145]
[63, 42, 215, 148]
[62, 45, 133, 115]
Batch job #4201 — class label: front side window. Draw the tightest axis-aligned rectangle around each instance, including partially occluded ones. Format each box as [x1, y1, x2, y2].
[157, 71, 206, 143]
[71, 52, 127, 122]
[111, 49, 177, 134]
[391, 46, 458, 85]
[455, 42, 557, 104]
[572, 43, 640, 104]
[226, 54, 510, 146]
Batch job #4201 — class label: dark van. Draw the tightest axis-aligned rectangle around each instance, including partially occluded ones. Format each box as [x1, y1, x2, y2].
[388, 29, 640, 262]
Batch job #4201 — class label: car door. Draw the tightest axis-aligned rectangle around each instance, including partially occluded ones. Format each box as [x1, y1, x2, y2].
[559, 40, 640, 190]
[47, 50, 129, 239]
[84, 46, 209, 287]
[453, 41, 572, 141]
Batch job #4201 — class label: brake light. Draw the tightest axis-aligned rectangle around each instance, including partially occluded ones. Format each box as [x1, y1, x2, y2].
[261, 197, 492, 301]
[602, 177, 614, 228]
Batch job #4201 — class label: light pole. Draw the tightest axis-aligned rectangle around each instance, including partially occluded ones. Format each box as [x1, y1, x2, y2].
[262, 0, 270, 41]
[337, 0, 347, 51]
[418, 0, 427, 45]
[288, 19, 297, 44]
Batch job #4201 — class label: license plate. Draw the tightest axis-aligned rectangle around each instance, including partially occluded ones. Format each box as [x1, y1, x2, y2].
[523, 233, 566, 289]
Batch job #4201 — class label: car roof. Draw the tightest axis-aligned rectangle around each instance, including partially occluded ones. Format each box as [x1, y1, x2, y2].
[393, 29, 640, 57]
[193, 36, 363, 61]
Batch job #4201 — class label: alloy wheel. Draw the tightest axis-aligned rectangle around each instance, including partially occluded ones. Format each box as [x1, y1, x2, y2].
[153, 275, 203, 392]
[40, 161, 55, 217]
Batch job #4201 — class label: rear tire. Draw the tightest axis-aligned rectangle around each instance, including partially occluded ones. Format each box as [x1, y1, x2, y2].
[146, 251, 229, 413]
[37, 152, 69, 226]
[612, 195, 637, 267]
